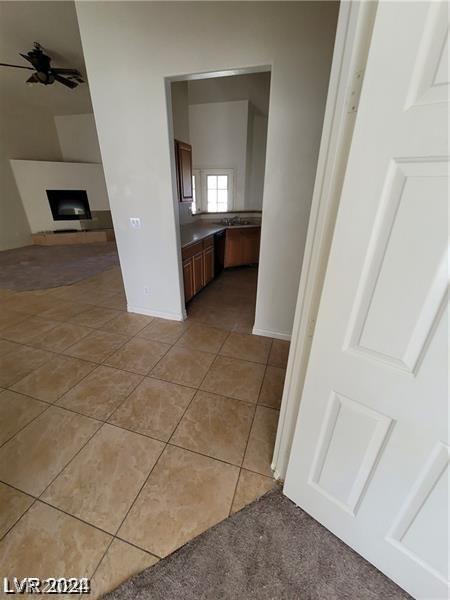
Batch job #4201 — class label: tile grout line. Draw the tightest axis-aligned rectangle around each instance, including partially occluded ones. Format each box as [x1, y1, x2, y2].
[37, 421, 106, 502]
[0, 268, 281, 583]
[165, 328, 232, 446]
[87, 439, 169, 580]
[4, 353, 273, 458]
[0, 482, 161, 569]
[228, 338, 274, 516]
[4, 365, 149, 511]
[0, 349, 112, 450]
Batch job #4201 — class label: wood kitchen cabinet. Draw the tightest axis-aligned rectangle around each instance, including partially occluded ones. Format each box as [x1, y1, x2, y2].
[183, 258, 194, 302]
[203, 245, 214, 286]
[181, 236, 215, 303]
[224, 227, 261, 268]
[175, 140, 193, 202]
[193, 252, 204, 296]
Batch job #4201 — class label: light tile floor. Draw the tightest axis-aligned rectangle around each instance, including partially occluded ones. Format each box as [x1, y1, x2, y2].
[0, 265, 289, 597]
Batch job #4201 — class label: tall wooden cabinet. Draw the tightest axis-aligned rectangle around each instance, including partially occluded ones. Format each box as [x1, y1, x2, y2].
[175, 140, 193, 202]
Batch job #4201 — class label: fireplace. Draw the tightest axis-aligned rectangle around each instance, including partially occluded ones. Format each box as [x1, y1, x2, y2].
[46, 189, 92, 221]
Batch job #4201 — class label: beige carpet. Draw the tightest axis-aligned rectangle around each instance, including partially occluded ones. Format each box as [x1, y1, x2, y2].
[0, 243, 119, 291]
[104, 489, 411, 600]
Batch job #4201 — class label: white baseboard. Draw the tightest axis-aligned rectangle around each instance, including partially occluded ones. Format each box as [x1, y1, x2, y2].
[127, 305, 185, 321]
[271, 462, 285, 482]
[252, 327, 291, 341]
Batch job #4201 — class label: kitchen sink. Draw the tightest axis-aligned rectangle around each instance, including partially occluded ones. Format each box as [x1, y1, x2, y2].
[214, 218, 252, 226]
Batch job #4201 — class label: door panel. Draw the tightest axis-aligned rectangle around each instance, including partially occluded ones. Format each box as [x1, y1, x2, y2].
[241, 227, 261, 264]
[224, 229, 241, 268]
[176, 140, 193, 202]
[193, 252, 204, 296]
[183, 258, 194, 303]
[203, 246, 214, 286]
[309, 392, 392, 516]
[346, 159, 448, 373]
[284, 3, 448, 599]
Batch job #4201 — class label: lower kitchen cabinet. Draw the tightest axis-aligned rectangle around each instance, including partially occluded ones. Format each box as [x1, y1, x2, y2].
[224, 227, 260, 268]
[182, 227, 260, 303]
[203, 245, 214, 285]
[193, 251, 204, 296]
[182, 236, 215, 303]
[182, 257, 194, 303]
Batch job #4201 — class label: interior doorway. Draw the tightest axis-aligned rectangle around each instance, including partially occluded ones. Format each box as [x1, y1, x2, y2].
[169, 69, 271, 332]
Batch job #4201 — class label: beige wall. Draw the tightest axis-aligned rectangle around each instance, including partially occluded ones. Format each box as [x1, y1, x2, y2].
[0, 110, 62, 250]
[187, 71, 270, 115]
[76, 1, 339, 330]
[11, 160, 109, 233]
[54, 113, 102, 163]
[171, 81, 190, 144]
[171, 81, 193, 226]
[189, 100, 249, 209]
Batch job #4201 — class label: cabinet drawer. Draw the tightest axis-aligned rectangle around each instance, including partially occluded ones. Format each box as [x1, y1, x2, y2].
[203, 235, 214, 249]
[182, 241, 203, 261]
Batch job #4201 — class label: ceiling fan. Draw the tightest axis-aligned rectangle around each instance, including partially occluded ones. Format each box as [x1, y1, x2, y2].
[0, 42, 84, 89]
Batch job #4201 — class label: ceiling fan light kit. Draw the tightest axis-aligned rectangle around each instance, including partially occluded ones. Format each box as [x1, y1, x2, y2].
[0, 42, 84, 89]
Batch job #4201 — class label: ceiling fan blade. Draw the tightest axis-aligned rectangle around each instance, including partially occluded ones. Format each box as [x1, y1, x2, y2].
[0, 62, 34, 70]
[19, 53, 36, 66]
[54, 73, 78, 89]
[52, 68, 84, 83]
[26, 73, 39, 83]
[52, 67, 81, 76]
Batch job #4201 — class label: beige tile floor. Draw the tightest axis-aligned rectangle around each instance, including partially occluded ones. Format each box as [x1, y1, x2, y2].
[0, 265, 289, 597]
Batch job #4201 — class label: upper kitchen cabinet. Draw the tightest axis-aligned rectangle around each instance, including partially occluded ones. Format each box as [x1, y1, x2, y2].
[175, 140, 193, 202]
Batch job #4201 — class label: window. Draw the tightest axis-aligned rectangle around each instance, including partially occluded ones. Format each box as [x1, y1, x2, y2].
[206, 174, 229, 212]
[190, 169, 234, 213]
[191, 171, 198, 214]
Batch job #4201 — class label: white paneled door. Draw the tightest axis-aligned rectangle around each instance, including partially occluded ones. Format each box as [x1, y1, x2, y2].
[284, 2, 449, 599]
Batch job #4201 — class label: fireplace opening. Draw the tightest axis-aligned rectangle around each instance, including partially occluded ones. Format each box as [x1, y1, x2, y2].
[46, 190, 92, 221]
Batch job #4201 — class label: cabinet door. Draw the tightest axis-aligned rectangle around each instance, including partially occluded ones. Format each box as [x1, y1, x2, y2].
[175, 140, 193, 202]
[224, 229, 242, 268]
[224, 228, 261, 267]
[183, 258, 194, 303]
[193, 252, 204, 295]
[203, 246, 214, 285]
[241, 228, 261, 264]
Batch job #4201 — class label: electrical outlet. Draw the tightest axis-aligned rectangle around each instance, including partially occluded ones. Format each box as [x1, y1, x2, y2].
[130, 217, 141, 229]
[144, 286, 151, 295]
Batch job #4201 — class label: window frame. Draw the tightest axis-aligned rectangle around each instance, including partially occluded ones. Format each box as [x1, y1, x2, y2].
[191, 169, 201, 214]
[195, 169, 234, 213]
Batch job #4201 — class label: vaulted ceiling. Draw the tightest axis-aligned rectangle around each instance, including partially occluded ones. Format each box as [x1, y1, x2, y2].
[0, 1, 93, 115]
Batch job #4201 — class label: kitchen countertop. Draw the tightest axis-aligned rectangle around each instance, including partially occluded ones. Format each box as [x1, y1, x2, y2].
[180, 220, 261, 249]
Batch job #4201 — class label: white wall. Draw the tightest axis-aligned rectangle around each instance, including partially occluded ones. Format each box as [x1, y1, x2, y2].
[246, 108, 268, 210]
[54, 113, 102, 163]
[171, 81, 190, 144]
[189, 100, 249, 210]
[76, 1, 339, 329]
[10, 160, 109, 233]
[171, 81, 194, 226]
[187, 73, 269, 211]
[187, 72, 271, 115]
[0, 110, 62, 250]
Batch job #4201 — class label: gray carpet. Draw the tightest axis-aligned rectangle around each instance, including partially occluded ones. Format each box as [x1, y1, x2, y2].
[0, 243, 119, 291]
[105, 489, 410, 600]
